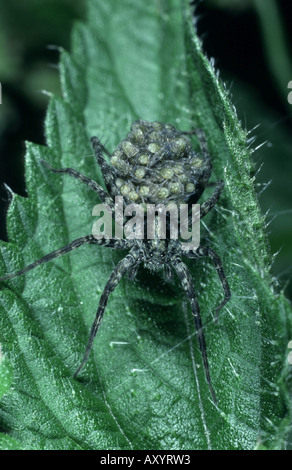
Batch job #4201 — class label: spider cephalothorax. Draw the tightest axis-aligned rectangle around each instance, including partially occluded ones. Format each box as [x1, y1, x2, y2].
[0, 120, 231, 404]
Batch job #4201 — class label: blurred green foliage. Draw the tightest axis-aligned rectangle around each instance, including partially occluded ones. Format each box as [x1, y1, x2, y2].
[0, 0, 86, 240]
[0, 0, 85, 87]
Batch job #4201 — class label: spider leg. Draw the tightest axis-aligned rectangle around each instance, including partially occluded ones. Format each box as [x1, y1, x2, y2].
[199, 180, 224, 219]
[127, 263, 140, 280]
[0, 235, 97, 281]
[184, 246, 231, 323]
[181, 128, 209, 161]
[91, 136, 111, 158]
[183, 129, 224, 220]
[91, 237, 133, 250]
[171, 258, 217, 404]
[187, 180, 224, 229]
[73, 251, 141, 378]
[0, 235, 129, 281]
[198, 246, 231, 322]
[41, 159, 114, 208]
[91, 136, 115, 191]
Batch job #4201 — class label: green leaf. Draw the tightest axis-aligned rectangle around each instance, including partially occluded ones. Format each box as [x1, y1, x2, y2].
[0, 433, 23, 451]
[0, 351, 13, 400]
[0, 0, 291, 450]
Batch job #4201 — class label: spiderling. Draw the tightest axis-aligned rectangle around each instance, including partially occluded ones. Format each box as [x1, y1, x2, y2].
[0, 120, 231, 404]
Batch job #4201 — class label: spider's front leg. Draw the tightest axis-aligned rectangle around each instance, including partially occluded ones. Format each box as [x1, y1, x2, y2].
[91, 136, 115, 192]
[0, 235, 96, 281]
[0, 236, 131, 282]
[171, 257, 217, 404]
[73, 249, 142, 378]
[41, 159, 114, 209]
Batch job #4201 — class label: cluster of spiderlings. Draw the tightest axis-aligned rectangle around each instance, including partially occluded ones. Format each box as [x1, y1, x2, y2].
[110, 120, 210, 205]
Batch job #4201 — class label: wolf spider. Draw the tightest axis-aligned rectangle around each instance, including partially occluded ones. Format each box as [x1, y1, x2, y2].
[0, 121, 231, 404]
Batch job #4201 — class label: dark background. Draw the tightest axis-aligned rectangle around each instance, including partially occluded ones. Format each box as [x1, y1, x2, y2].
[0, 0, 291, 300]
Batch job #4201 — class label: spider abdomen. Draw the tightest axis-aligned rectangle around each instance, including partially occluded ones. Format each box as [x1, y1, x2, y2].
[110, 120, 212, 205]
